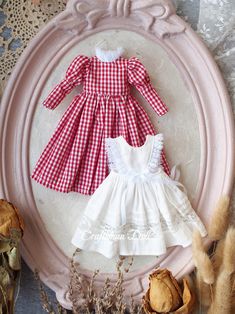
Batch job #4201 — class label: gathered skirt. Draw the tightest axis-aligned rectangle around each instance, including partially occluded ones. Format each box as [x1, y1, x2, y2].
[71, 169, 207, 258]
[31, 92, 170, 195]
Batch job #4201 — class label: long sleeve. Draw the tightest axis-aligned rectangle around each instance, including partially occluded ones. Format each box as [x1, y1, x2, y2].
[127, 57, 168, 116]
[43, 55, 90, 110]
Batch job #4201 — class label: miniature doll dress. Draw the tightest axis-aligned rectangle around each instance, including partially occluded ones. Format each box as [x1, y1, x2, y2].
[31, 47, 170, 195]
[71, 134, 207, 258]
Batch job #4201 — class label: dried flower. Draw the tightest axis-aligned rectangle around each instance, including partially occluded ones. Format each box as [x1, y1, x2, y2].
[0, 199, 24, 238]
[0, 200, 24, 314]
[143, 269, 195, 314]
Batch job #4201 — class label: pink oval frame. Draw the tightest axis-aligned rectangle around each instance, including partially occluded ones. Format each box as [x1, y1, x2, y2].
[0, 0, 234, 309]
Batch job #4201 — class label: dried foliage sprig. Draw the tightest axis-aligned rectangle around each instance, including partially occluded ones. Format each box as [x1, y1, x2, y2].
[129, 294, 144, 314]
[36, 250, 144, 314]
[34, 269, 67, 314]
[68, 251, 143, 314]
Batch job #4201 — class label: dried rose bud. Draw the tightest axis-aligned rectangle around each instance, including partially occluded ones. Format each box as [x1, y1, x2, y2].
[143, 269, 195, 314]
[0, 199, 24, 238]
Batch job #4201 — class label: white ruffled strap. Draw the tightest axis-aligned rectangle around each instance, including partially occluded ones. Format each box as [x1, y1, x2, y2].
[105, 137, 127, 174]
[148, 133, 164, 172]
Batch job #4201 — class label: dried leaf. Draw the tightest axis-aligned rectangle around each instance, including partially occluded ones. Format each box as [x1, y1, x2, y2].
[7, 247, 21, 271]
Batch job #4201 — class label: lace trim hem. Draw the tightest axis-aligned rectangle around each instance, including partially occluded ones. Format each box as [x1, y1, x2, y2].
[75, 209, 207, 241]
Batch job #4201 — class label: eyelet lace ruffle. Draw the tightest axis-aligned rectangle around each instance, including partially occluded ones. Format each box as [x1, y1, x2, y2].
[105, 137, 127, 174]
[148, 133, 164, 173]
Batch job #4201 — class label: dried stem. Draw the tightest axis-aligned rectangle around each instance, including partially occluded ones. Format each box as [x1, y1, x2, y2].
[34, 270, 57, 314]
[67, 253, 142, 313]
[68, 248, 87, 313]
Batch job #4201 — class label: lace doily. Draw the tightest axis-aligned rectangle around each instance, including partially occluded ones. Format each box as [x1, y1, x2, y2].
[0, 0, 66, 96]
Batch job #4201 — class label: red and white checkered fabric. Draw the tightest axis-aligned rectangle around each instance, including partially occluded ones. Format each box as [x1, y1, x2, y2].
[31, 55, 170, 195]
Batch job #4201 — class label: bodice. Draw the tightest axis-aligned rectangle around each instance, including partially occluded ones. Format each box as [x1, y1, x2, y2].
[83, 57, 130, 96]
[106, 134, 164, 178]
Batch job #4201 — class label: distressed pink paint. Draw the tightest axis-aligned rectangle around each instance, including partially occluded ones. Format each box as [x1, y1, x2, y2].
[0, 0, 234, 309]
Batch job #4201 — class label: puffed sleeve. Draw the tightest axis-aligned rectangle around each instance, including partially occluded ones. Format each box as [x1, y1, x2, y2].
[43, 55, 90, 110]
[128, 57, 168, 116]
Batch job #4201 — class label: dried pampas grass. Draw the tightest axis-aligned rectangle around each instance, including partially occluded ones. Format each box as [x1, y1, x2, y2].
[207, 270, 233, 314]
[192, 195, 235, 314]
[192, 230, 214, 285]
[195, 271, 212, 308]
[211, 238, 225, 275]
[208, 195, 230, 240]
[223, 227, 235, 274]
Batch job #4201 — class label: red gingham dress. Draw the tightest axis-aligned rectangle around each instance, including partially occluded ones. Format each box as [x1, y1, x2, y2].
[31, 55, 170, 195]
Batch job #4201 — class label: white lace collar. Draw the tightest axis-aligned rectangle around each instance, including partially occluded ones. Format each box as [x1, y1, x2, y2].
[95, 47, 124, 62]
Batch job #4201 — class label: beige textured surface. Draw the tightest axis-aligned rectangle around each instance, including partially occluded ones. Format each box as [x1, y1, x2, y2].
[30, 30, 200, 272]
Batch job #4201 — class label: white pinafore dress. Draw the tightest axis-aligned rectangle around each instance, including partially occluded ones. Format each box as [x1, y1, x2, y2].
[71, 134, 207, 258]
